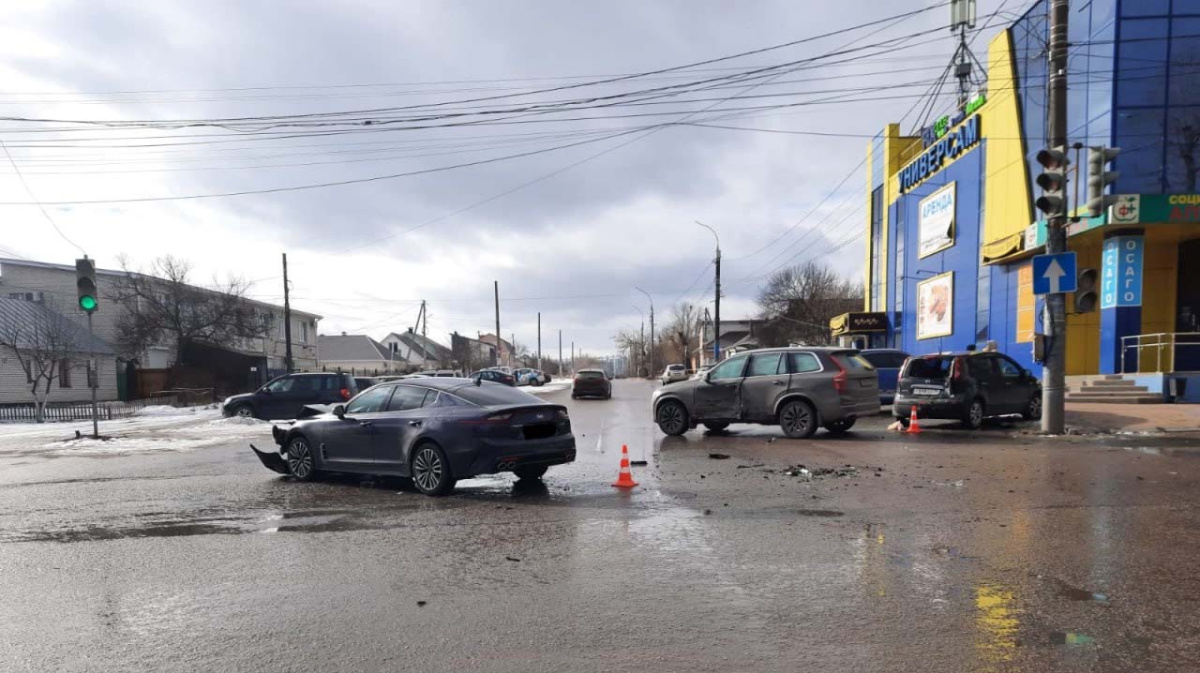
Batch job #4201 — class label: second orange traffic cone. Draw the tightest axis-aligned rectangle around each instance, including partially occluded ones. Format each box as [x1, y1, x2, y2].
[907, 406, 922, 434]
[612, 444, 639, 488]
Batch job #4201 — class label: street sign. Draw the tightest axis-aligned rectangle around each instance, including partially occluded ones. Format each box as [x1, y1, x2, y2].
[1032, 252, 1077, 295]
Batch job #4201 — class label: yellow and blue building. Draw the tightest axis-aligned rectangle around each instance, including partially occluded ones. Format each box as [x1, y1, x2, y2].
[853, 0, 1200, 400]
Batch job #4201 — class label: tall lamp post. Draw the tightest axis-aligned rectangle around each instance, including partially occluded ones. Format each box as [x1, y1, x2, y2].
[695, 221, 721, 363]
[635, 286, 655, 377]
[631, 304, 645, 378]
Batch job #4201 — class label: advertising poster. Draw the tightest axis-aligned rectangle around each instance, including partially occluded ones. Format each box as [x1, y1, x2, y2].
[917, 272, 954, 340]
[918, 182, 956, 258]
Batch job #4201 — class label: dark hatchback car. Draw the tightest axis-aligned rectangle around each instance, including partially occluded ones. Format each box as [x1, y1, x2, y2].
[252, 379, 576, 495]
[223, 372, 359, 420]
[572, 369, 612, 399]
[892, 351, 1041, 429]
[860, 349, 910, 404]
[651, 347, 879, 439]
[470, 369, 516, 386]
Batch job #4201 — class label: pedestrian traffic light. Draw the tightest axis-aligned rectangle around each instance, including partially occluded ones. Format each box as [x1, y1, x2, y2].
[1035, 146, 1069, 217]
[1074, 268, 1097, 313]
[1087, 146, 1121, 218]
[75, 257, 97, 313]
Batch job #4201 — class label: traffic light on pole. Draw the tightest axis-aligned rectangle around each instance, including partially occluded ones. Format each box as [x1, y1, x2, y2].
[75, 257, 98, 313]
[1087, 146, 1121, 218]
[1035, 146, 1069, 217]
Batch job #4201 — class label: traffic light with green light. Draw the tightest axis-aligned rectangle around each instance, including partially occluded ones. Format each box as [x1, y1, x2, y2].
[75, 257, 98, 313]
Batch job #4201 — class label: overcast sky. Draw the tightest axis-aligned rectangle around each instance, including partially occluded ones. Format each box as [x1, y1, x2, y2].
[0, 0, 1009, 357]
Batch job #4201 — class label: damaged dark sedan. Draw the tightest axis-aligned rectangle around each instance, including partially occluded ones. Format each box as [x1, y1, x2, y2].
[251, 378, 576, 496]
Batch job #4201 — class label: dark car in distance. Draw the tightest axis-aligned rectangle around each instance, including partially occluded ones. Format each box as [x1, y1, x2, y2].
[651, 347, 879, 438]
[251, 378, 576, 495]
[892, 351, 1041, 430]
[470, 369, 516, 386]
[860, 349, 910, 405]
[223, 372, 359, 420]
[572, 369, 611, 399]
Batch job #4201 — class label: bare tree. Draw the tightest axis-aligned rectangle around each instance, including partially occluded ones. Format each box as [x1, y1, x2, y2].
[0, 300, 85, 422]
[110, 256, 272, 366]
[659, 303, 702, 368]
[756, 261, 862, 347]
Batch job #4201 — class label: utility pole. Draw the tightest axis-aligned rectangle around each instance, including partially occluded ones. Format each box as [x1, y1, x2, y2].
[571, 341, 575, 374]
[510, 332, 516, 368]
[493, 281, 501, 368]
[640, 320, 645, 377]
[636, 286, 654, 376]
[421, 300, 429, 371]
[536, 312, 542, 371]
[696, 222, 721, 363]
[282, 253, 293, 373]
[1040, 0, 1069, 434]
[558, 329, 563, 376]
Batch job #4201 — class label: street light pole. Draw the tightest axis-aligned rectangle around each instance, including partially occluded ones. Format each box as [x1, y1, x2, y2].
[1042, 0, 1069, 434]
[696, 221, 721, 363]
[635, 286, 654, 377]
[632, 304, 645, 378]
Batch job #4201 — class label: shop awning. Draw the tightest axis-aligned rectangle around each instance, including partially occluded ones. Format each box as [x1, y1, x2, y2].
[981, 232, 1025, 262]
[830, 312, 890, 336]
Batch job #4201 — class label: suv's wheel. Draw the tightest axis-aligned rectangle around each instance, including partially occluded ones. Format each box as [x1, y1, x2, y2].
[779, 399, 817, 439]
[824, 418, 856, 434]
[231, 403, 255, 419]
[963, 399, 985, 430]
[411, 443, 456, 496]
[285, 436, 318, 482]
[1022, 393, 1042, 421]
[703, 422, 729, 433]
[513, 464, 548, 481]
[656, 400, 689, 436]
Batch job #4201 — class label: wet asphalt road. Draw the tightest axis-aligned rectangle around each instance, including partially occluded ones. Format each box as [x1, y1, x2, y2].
[2, 380, 1200, 672]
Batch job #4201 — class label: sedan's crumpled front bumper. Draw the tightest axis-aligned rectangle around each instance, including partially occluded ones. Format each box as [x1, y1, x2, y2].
[250, 443, 289, 475]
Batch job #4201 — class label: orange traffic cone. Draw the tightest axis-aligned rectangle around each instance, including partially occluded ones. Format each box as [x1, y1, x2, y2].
[907, 406, 922, 434]
[612, 444, 639, 488]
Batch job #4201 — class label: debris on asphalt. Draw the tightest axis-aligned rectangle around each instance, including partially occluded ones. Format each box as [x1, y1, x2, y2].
[417, 601, 427, 607]
[703, 509, 713, 515]
[736, 463, 765, 469]
[505, 556, 521, 562]
[708, 452, 730, 460]
[887, 420, 905, 432]
[778, 465, 864, 479]
[630, 460, 648, 466]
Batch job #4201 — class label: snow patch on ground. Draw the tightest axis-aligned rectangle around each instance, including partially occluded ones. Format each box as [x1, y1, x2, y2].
[134, 405, 209, 417]
[527, 380, 573, 395]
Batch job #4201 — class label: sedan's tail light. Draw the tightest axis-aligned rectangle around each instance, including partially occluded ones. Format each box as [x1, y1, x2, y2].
[339, 388, 351, 400]
[459, 412, 514, 426]
[831, 358, 847, 394]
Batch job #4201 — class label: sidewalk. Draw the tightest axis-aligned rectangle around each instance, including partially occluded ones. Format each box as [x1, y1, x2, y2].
[1066, 402, 1200, 434]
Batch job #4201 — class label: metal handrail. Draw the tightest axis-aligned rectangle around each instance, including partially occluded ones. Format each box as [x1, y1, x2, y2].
[1119, 332, 1200, 373]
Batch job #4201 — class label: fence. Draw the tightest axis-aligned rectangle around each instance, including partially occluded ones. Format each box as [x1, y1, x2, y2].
[0, 401, 142, 423]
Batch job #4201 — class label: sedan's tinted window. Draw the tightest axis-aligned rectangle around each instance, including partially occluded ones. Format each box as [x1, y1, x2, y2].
[319, 375, 345, 391]
[386, 385, 429, 411]
[709, 356, 747, 381]
[747, 353, 783, 377]
[346, 386, 393, 414]
[455, 384, 542, 406]
[862, 352, 909, 369]
[788, 352, 821, 373]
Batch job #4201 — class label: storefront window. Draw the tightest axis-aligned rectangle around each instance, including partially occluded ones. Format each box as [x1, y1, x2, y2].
[1115, 107, 1168, 193]
[977, 264, 991, 342]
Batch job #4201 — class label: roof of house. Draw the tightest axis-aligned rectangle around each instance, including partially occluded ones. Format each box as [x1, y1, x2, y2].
[477, 333, 513, 351]
[384, 330, 453, 360]
[318, 334, 394, 362]
[0, 257, 321, 320]
[0, 298, 114, 355]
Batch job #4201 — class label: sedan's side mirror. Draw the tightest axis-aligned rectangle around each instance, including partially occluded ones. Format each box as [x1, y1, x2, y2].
[332, 404, 346, 419]
[704, 371, 714, 383]
[261, 388, 273, 395]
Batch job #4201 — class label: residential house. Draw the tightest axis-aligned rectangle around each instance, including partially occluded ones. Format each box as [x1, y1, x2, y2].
[450, 332, 497, 372]
[0, 297, 118, 404]
[694, 319, 759, 368]
[381, 329, 453, 370]
[477, 333, 515, 366]
[317, 334, 401, 374]
[0, 258, 321, 397]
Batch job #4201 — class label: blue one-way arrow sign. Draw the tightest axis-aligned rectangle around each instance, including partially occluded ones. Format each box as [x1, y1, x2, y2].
[1032, 252, 1077, 295]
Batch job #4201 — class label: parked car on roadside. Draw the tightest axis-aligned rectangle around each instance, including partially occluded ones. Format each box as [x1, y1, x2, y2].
[651, 347, 879, 438]
[892, 351, 1041, 430]
[514, 368, 549, 386]
[223, 372, 360, 420]
[471, 369, 516, 386]
[572, 369, 612, 399]
[860, 349, 910, 405]
[250, 379, 576, 495]
[661, 364, 689, 384]
[690, 366, 712, 381]
[418, 370, 464, 378]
